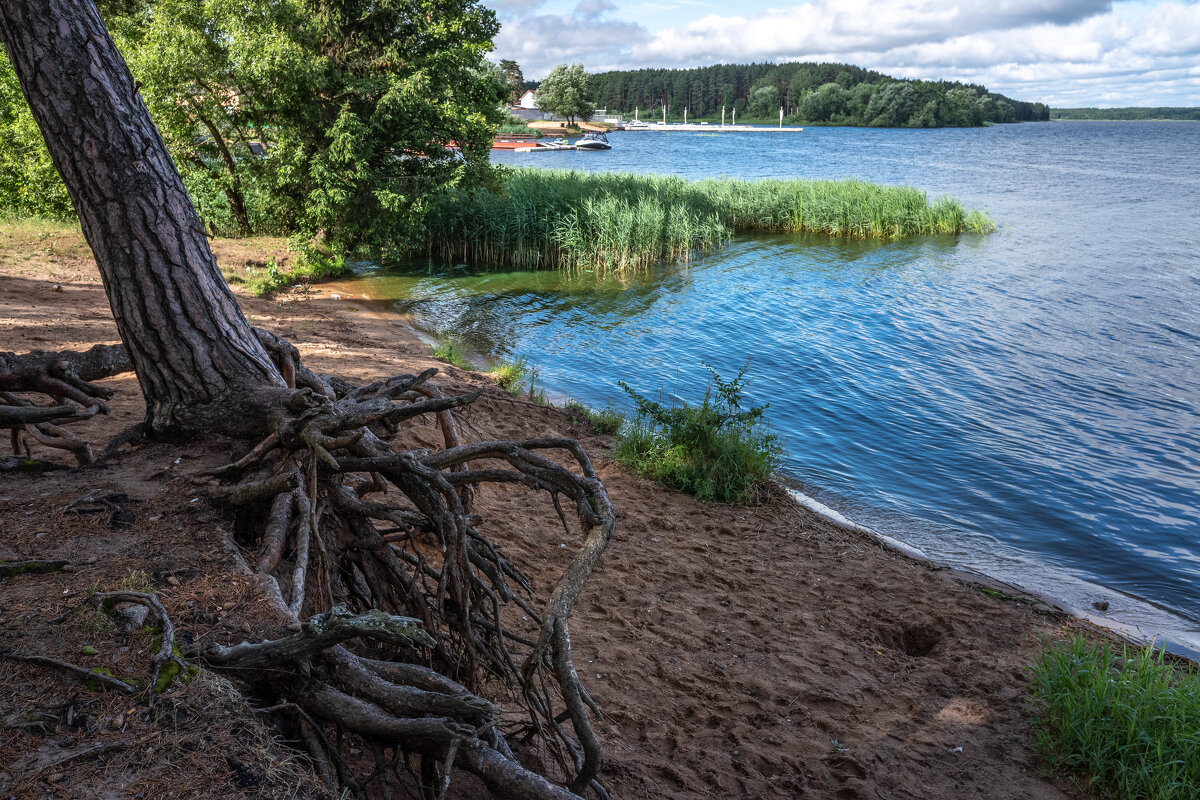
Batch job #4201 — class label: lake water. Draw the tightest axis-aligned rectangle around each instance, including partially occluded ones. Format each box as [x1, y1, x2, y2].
[349, 122, 1200, 650]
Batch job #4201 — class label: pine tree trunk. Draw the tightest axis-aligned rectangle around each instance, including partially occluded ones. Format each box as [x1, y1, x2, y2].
[0, 0, 284, 437]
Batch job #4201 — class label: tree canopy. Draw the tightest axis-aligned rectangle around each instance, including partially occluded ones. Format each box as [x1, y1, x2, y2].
[0, 0, 508, 258]
[587, 61, 1049, 127]
[534, 63, 595, 125]
[499, 58, 525, 105]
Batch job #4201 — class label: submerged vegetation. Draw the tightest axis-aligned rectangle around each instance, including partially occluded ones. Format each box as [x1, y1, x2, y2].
[1030, 637, 1200, 800]
[424, 168, 994, 273]
[615, 363, 780, 504]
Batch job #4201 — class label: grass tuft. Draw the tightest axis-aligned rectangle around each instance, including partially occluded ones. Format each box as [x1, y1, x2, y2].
[431, 340, 475, 371]
[563, 399, 624, 435]
[614, 362, 780, 504]
[423, 168, 995, 275]
[489, 357, 531, 395]
[1029, 636, 1200, 800]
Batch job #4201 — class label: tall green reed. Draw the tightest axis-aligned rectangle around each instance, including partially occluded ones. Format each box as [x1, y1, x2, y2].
[422, 168, 995, 275]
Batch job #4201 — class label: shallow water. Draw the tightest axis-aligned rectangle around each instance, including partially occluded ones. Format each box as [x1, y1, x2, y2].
[349, 122, 1200, 647]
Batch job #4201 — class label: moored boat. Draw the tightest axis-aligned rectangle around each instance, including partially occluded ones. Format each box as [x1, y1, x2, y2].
[574, 132, 612, 150]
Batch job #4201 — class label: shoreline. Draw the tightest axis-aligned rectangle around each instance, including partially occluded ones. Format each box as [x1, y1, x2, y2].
[325, 279, 1200, 665]
[785, 486, 1200, 663]
[0, 234, 1100, 797]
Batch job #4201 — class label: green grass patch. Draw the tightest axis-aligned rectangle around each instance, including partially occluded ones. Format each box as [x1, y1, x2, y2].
[431, 340, 475, 371]
[243, 247, 348, 297]
[614, 362, 780, 504]
[563, 400, 624, 435]
[1030, 637, 1200, 800]
[489, 357, 531, 395]
[423, 168, 995, 274]
[497, 122, 544, 138]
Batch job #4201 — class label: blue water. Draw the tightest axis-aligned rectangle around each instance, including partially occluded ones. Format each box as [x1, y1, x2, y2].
[352, 122, 1200, 646]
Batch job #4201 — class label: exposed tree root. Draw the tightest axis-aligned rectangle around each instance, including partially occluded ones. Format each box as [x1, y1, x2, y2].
[0, 559, 69, 577]
[200, 346, 617, 798]
[0, 344, 131, 464]
[36, 590, 192, 704]
[6, 337, 616, 798]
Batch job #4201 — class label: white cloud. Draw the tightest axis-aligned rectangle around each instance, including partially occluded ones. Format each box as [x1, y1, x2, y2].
[489, 0, 551, 19]
[575, 0, 618, 18]
[489, 1, 1200, 105]
[493, 13, 651, 76]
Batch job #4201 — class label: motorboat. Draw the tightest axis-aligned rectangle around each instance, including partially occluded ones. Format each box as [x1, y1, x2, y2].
[574, 132, 612, 150]
[624, 119, 650, 129]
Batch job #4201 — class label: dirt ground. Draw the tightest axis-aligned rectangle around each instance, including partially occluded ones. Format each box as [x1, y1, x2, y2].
[0, 223, 1088, 799]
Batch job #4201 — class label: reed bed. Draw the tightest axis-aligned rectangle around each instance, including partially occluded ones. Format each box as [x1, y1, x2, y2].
[422, 168, 994, 273]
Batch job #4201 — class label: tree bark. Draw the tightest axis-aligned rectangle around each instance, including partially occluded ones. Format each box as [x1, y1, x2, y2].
[0, 0, 284, 438]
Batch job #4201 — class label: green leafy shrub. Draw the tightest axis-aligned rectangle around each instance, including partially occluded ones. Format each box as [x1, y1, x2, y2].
[615, 362, 780, 503]
[1030, 637, 1200, 800]
[242, 247, 348, 297]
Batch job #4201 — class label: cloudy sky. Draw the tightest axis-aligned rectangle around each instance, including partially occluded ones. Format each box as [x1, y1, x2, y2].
[488, 0, 1200, 107]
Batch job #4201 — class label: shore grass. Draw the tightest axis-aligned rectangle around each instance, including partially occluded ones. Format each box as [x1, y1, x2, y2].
[423, 168, 994, 273]
[431, 340, 475, 371]
[564, 399, 624, 435]
[1030, 637, 1200, 800]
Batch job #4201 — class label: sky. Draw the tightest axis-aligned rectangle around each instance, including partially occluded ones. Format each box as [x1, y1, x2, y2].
[487, 0, 1200, 107]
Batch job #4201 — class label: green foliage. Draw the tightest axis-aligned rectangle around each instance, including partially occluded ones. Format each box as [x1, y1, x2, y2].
[0, 58, 74, 220]
[431, 340, 475, 371]
[1030, 637, 1200, 800]
[563, 400, 623, 435]
[241, 248, 348, 297]
[534, 63, 595, 125]
[588, 61, 1047, 127]
[499, 59, 525, 106]
[488, 357, 531, 395]
[615, 363, 780, 504]
[497, 121, 543, 137]
[423, 168, 994, 273]
[2, 0, 508, 254]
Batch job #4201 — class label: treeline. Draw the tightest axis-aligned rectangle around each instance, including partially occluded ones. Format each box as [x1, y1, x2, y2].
[588, 62, 1049, 127]
[1049, 107, 1200, 121]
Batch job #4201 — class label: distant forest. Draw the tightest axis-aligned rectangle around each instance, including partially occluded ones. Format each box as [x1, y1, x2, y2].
[574, 62, 1049, 128]
[1049, 107, 1200, 121]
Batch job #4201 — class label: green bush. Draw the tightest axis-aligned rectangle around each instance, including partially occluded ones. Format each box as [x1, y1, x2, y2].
[615, 363, 780, 503]
[1030, 637, 1200, 800]
[242, 248, 348, 297]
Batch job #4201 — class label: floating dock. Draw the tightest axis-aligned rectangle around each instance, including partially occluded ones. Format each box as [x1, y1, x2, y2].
[620, 123, 804, 132]
[513, 143, 579, 152]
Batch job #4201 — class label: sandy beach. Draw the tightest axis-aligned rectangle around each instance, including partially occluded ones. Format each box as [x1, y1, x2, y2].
[0, 227, 1088, 799]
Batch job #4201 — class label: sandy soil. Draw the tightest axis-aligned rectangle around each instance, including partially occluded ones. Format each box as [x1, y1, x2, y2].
[0, 225, 1087, 799]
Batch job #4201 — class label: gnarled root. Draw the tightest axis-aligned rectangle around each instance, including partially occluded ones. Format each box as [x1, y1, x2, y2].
[0, 344, 132, 464]
[204, 352, 615, 799]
